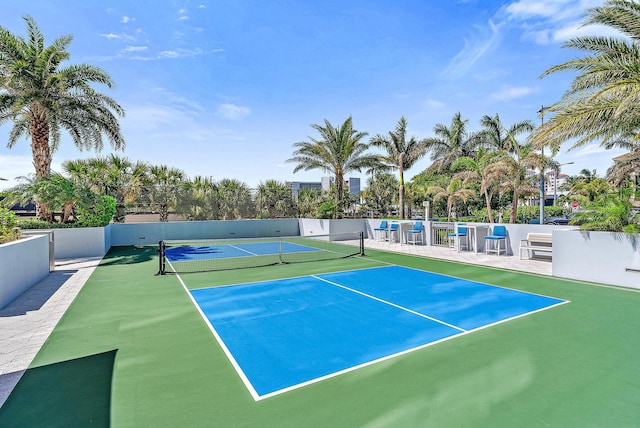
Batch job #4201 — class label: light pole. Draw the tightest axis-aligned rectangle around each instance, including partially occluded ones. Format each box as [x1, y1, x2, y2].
[538, 105, 546, 224]
[553, 162, 574, 205]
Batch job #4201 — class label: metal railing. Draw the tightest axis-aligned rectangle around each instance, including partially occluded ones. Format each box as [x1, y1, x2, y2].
[430, 222, 454, 247]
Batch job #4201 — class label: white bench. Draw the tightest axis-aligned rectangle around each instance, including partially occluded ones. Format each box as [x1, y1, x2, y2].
[519, 233, 553, 260]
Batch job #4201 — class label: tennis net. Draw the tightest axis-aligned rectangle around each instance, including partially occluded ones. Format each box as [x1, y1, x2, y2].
[157, 232, 365, 274]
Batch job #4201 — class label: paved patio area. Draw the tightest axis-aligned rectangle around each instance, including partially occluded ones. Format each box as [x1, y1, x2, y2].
[0, 242, 550, 408]
[363, 239, 552, 276]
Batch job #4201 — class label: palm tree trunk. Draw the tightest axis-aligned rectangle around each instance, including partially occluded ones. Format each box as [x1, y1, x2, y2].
[399, 153, 405, 219]
[115, 191, 126, 223]
[159, 204, 169, 222]
[484, 189, 495, 223]
[335, 171, 344, 219]
[61, 202, 74, 223]
[30, 116, 54, 221]
[510, 191, 519, 224]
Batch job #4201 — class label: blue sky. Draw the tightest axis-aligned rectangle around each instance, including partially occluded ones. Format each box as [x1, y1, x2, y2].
[0, 0, 624, 191]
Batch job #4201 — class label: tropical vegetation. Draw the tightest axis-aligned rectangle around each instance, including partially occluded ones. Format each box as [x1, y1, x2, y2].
[1, 1, 639, 233]
[0, 16, 125, 221]
[370, 117, 428, 219]
[287, 117, 379, 218]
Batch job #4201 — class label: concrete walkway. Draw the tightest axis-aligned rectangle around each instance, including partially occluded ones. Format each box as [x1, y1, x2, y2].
[0, 241, 551, 408]
[0, 257, 102, 408]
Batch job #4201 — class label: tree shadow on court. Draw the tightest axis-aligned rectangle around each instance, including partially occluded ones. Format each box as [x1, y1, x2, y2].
[0, 350, 117, 428]
[99, 245, 157, 266]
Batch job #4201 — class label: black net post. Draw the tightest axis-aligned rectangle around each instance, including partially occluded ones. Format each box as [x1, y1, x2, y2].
[359, 231, 365, 256]
[155, 240, 166, 275]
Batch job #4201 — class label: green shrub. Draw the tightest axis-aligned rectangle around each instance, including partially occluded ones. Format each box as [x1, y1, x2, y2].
[16, 195, 116, 229]
[0, 207, 21, 244]
[76, 195, 116, 227]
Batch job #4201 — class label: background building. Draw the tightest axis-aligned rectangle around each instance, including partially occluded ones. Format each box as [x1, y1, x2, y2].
[289, 177, 360, 198]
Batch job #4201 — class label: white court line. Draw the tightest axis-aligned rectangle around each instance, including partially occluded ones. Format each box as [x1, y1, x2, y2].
[171, 263, 570, 401]
[227, 244, 259, 256]
[311, 274, 467, 333]
[165, 258, 262, 401]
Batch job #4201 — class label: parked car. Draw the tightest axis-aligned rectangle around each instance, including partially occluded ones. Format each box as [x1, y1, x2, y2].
[529, 214, 574, 225]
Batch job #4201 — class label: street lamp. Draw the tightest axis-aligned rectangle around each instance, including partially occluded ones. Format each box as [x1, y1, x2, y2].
[538, 105, 546, 224]
[553, 162, 574, 205]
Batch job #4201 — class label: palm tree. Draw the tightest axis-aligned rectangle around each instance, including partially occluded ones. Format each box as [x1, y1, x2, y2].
[365, 172, 399, 218]
[255, 180, 295, 218]
[607, 147, 640, 189]
[2, 172, 96, 223]
[287, 117, 378, 217]
[531, 0, 640, 151]
[427, 178, 475, 222]
[177, 176, 219, 221]
[295, 187, 323, 218]
[484, 142, 543, 223]
[479, 114, 535, 153]
[0, 16, 125, 220]
[424, 112, 478, 172]
[451, 150, 509, 223]
[370, 117, 428, 219]
[63, 155, 147, 222]
[143, 165, 186, 222]
[217, 178, 254, 220]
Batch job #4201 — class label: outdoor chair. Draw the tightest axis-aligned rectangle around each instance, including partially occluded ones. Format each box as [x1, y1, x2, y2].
[373, 220, 388, 241]
[448, 223, 468, 251]
[406, 221, 423, 245]
[485, 225, 507, 256]
[388, 223, 400, 243]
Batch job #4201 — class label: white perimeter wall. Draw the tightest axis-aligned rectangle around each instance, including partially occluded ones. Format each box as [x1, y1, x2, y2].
[12, 219, 640, 294]
[110, 219, 300, 246]
[0, 235, 50, 309]
[553, 229, 640, 289]
[299, 219, 367, 238]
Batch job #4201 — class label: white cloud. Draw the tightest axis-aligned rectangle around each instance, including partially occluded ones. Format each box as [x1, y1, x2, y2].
[442, 20, 502, 79]
[123, 46, 148, 52]
[121, 16, 135, 24]
[502, 0, 614, 45]
[491, 85, 537, 100]
[159, 50, 179, 58]
[425, 99, 446, 109]
[158, 48, 203, 59]
[179, 16, 190, 21]
[505, 0, 563, 19]
[572, 143, 611, 156]
[100, 33, 120, 39]
[0, 155, 62, 190]
[215, 104, 251, 120]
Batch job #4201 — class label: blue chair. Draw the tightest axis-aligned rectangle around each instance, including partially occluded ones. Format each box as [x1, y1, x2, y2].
[485, 225, 507, 255]
[448, 223, 468, 251]
[406, 221, 423, 245]
[388, 223, 400, 242]
[373, 220, 388, 241]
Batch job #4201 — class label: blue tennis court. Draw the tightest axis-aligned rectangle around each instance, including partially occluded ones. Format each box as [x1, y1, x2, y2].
[189, 265, 567, 400]
[166, 241, 320, 262]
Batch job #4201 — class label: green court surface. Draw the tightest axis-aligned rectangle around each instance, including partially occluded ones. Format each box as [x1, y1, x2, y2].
[1, 245, 640, 427]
